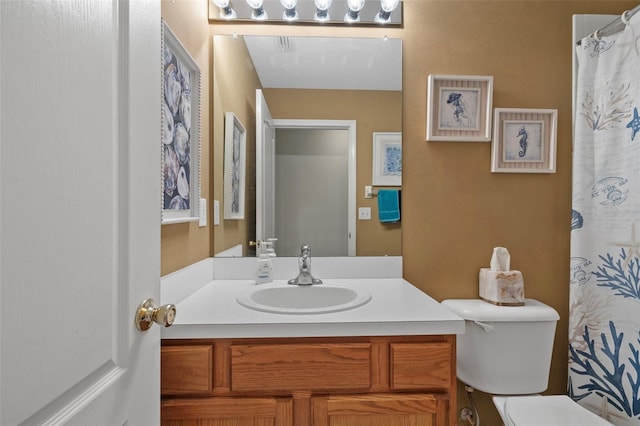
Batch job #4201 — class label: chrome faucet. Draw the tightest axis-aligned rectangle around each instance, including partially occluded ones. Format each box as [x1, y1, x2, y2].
[288, 244, 322, 285]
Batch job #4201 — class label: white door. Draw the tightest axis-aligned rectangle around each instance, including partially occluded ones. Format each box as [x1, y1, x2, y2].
[256, 89, 276, 249]
[1, 1, 161, 425]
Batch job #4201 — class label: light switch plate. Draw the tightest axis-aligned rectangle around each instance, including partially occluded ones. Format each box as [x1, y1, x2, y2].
[365, 185, 373, 199]
[358, 207, 371, 220]
[199, 198, 207, 227]
[213, 200, 220, 225]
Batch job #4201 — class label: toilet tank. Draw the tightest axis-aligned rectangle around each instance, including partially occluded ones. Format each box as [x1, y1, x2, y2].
[441, 299, 560, 395]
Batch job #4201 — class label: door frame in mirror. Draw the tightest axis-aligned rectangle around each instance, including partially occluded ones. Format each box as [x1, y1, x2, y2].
[264, 119, 357, 256]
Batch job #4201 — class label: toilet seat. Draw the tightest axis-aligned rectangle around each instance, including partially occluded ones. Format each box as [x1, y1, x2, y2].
[501, 395, 611, 426]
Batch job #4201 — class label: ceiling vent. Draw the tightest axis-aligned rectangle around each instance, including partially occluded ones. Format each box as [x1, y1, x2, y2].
[275, 36, 295, 53]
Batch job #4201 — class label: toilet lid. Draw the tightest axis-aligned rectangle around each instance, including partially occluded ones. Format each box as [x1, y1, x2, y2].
[505, 395, 611, 426]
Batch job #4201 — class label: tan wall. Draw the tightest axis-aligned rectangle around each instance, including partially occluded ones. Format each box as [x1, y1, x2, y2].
[400, 2, 636, 425]
[212, 35, 262, 256]
[160, 0, 211, 275]
[263, 88, 402, 256]
[165, 0, 639, 423]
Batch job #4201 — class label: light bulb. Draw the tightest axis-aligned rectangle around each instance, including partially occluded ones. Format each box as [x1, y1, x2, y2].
[375, 0, 399, 23]
[380, 0, 399, 12]
[347, 0, 365, 12]
[246, 0, 268, 19]
[280, 0, 298, 20]
[315, 0, 332, 10]
[345, 0, 365, 22]
[211, 0, 236, 19]
[314, 0, 332, 21]
[280, 0, 297, 8]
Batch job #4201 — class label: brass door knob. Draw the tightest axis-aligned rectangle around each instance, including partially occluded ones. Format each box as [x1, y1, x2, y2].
[135, 298, 176, 331]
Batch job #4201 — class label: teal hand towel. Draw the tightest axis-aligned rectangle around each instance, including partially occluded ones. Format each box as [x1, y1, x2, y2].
[377, 189, 401, 223]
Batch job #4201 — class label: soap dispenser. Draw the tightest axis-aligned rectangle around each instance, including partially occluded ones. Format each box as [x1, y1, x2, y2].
[264, 238, 278, 257]
[255, 241, 274, 284]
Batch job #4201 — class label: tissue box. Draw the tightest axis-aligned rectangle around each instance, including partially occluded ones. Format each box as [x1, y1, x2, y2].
[479, 268, 525, 306]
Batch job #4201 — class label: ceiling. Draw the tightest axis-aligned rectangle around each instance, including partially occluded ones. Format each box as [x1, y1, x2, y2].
[243, 35, 402, 91]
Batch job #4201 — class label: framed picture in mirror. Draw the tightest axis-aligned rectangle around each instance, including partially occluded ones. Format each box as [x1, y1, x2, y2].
[161, 20, 201, 224]
[491, 108, 557, 173]
[426, 74, 493, 142]
[223, 112, 247, 219]
[372, 132, 402, 186]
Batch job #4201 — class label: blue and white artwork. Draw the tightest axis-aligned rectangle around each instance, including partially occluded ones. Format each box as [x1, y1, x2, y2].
[383, 144, 402, 176]
[161, 21, 202, 225]
[372, 132, 402, 187]
[163, 35, 193, 211]
[223, 112, 246, 220]
[438, 87, 480, 131]
[502, 121, 544, 162]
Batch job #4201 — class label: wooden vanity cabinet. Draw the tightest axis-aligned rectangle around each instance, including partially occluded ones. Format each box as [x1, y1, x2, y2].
[161, 335, 456, 426]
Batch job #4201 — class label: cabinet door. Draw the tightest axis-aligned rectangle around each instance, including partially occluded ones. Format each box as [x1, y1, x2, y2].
[162, 397, 293, 426]
[161, 345, 213, 396]
[390, 342, 453, 391]
[311, 394, 447, 426]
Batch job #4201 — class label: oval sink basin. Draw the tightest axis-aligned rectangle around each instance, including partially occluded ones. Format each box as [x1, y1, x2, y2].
[236, 284, 372, 314]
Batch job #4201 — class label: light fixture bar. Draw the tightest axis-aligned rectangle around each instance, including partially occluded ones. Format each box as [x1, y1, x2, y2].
[210, 0, 402, 26]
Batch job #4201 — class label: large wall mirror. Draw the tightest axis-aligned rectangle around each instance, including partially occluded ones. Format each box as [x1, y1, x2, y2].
[213, 34, 402, 257]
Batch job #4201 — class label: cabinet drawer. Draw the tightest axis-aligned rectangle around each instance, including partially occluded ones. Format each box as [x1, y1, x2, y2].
[231, 343, 371, 391]
[161, 345, 213, 395]
[162, 397, 293, 425]
[390, 342, 452, 390]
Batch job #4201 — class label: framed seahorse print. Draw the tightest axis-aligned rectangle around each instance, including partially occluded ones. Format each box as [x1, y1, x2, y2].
[426, 74, 493, 142]
[491, 108, 558, 173]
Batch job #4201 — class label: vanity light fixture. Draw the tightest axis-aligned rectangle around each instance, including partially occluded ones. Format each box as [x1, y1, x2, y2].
[280, 0, 299, 20]
[314, 0, 332, 22]
[211, 0, 237, 19]
[246, 0, 268, 19]
[344, 0, 365, 22]
[210, 0, 402, 25]
[374, 0, 399, 23]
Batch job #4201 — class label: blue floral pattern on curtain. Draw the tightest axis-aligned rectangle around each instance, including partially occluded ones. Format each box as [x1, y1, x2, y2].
[571, 13, 640, 425]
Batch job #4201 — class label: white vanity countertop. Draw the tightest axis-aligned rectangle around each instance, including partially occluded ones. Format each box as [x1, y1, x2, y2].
[161, 278, 465, 339]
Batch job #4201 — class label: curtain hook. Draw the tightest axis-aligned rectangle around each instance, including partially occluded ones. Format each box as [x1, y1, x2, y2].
[621, 10, 631, 26]
[593, 29, 601, 42]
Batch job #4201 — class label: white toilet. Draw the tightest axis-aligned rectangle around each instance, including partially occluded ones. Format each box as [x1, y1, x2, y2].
[441, 298, 612, 426]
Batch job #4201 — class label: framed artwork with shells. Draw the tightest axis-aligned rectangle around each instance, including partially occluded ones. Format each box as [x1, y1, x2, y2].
[161, 20, 201, 224]
[223, 112, 247, 220]
[491, 108, 557, 173]
[426, 75, 493, 142]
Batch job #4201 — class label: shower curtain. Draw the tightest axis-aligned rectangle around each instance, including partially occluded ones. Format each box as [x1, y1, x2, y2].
[570, 11, 640, 426]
